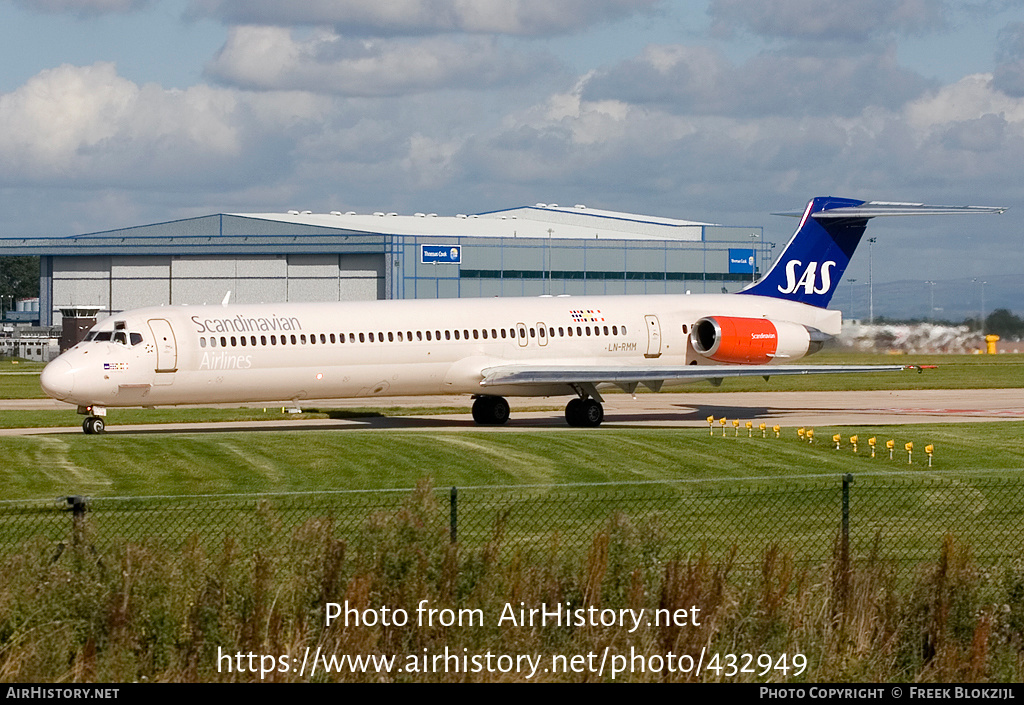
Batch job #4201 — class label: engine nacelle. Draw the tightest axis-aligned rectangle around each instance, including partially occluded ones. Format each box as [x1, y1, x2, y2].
[689, 316, 825, 364]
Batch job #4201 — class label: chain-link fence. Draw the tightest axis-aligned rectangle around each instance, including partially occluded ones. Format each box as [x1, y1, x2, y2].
[2, 474, 1022, 571]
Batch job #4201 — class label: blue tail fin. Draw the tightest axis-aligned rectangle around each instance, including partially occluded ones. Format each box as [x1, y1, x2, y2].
[740, 196, 1006, 308]
[740, 196, 868, 308]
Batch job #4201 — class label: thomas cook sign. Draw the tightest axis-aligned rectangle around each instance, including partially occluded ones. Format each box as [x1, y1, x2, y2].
[421, 245, 462, 264]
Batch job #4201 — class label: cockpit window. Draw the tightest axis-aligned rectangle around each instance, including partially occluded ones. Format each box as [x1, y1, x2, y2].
[113, 332, 128, 345]
[93, 331, 113, 342]
[130, 333, 143, 346]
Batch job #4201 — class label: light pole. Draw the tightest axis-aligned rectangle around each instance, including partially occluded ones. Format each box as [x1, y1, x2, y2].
[848, 279, 857, 320]
[867, 237, 876, 324]
[973, 278, 987, 334]
[749, 232, 759, 283]
[924, 281, 935, 321]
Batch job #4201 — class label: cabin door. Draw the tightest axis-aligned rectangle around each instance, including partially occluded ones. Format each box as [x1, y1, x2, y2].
[644, 314, 662, 359]
[147, 318, 178, 382]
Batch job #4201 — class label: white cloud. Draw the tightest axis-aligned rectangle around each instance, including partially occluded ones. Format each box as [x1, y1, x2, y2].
[0, 62, 326, 186]
[905, 73, 1024, 130]
[205, 26, 562, 96]
[187, 0, 662, 36]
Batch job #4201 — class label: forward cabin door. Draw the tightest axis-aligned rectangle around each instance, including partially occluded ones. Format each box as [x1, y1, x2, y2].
[147, 318, 178, 384]
[644, 314, 662, 359]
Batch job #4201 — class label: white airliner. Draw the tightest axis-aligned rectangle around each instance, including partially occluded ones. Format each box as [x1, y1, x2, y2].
[40, 196, 1005, 433]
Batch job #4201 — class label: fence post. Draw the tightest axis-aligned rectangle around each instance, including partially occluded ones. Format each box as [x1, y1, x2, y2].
[450, 486, 458, 544]
[66, 495, 87, 546]
[839, 474, 853, 605]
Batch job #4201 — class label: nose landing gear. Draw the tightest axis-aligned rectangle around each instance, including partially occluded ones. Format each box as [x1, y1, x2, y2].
[78, 406, 107, 434]
[82, 416, 105, 434]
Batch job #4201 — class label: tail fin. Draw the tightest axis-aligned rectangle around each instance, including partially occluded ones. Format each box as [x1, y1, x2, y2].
[740, 197, 1007, 308]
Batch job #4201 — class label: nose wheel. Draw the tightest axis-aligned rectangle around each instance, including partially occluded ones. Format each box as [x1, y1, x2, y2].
[82, 416, 106, 434]
[565, 398, 604, 427]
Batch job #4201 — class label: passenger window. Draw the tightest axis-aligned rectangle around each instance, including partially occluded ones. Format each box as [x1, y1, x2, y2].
[454, 330, 460, 340]
[200, 337, 207, 348]
[388, 332, 394, 342]
[220, 336, 227, 347]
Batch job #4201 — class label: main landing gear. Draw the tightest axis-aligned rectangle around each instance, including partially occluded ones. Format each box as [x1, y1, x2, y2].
[565, 397, 604, 427]
[472, 395, 511, 425]
[470, 393, 605, 427]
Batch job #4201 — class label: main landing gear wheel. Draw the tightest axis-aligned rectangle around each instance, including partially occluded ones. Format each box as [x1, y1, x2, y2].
[472, 396, 510, 425]
[82, 416, 105, 434]
[565, 398, 603, 427]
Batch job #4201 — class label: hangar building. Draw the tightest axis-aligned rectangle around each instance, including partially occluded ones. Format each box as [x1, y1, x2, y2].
[0, 203, 771, 327]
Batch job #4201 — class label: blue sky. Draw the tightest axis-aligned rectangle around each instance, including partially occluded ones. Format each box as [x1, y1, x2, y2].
[1, 0, 1023, 316]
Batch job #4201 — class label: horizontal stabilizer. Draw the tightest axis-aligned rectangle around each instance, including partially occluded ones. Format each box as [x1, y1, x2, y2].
[772, 201, 1008, 218]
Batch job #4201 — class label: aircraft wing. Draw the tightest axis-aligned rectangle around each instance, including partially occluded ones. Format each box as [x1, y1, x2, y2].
[480, 363, 925, 392]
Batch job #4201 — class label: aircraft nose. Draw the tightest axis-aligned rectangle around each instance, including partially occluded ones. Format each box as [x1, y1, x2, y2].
[40, 358, 74, 400]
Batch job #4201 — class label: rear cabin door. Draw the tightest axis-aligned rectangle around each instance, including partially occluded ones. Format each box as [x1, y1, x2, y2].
[644, 314, 662, 359]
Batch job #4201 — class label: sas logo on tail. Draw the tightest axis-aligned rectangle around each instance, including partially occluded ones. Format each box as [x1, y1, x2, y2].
[778, 260, 837, 295]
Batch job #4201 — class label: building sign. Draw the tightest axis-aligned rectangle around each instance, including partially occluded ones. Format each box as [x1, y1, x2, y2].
[421, 245, 462, 264]
[728, 248, 755, 274]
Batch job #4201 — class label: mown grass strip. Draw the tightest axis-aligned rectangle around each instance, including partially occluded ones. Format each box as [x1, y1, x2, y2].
[1, 422, 1022, 500]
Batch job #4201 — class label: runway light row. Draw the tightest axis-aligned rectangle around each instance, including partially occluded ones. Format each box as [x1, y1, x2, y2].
[706, 416, 936, 466]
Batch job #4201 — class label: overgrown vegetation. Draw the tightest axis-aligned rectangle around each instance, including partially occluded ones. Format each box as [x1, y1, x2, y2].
[1, 482, 1021, 682]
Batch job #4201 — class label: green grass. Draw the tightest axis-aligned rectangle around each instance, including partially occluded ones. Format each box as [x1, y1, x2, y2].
[1, 422, 1021, 500]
